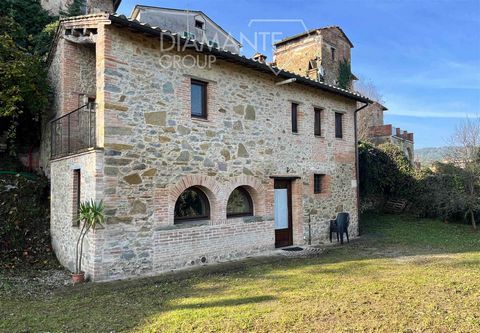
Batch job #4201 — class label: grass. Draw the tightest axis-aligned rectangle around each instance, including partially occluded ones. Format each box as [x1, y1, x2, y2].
[1, 214, 479, 332]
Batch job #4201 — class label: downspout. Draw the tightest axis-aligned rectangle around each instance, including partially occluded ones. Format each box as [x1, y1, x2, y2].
[354, 102, 369, 234]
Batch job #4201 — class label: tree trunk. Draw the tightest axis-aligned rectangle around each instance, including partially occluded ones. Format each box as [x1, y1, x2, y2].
[471, 210, 477, 230]
[78, 224, 91, 273]
[75, 221, 87, 273]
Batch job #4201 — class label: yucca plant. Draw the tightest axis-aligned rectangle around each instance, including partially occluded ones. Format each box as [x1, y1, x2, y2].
[74, 200, 104, 279]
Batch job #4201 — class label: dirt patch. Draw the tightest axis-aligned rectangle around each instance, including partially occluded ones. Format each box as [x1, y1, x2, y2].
[0, 267, 70, 297]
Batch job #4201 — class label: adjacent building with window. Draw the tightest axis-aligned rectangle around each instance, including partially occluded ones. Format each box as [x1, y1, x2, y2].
[357, 101, 415, 162]
[130, 5, 241, 53]
[41, 4, 370, 281]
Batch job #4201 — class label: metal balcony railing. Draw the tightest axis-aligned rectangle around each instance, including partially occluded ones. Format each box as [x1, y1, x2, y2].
[51, 103, 96, 159]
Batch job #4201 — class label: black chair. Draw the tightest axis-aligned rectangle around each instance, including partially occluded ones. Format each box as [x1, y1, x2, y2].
[329, 212, 350, 244]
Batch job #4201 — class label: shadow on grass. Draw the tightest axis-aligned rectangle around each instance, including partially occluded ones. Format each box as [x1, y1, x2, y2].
[2, 213, 479, 333]
[167, 295, 276, 311]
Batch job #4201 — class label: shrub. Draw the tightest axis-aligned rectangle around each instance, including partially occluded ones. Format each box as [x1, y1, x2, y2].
[359, 141, 478, 224]
[413, 167, 466, 221]
[359, 142, 416, 205]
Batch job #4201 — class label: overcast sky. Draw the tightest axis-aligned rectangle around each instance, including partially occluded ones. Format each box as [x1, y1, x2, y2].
[118, 0, 480, 148]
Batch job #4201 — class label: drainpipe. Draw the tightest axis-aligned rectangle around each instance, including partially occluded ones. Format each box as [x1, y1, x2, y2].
[354, 102, 369, 234]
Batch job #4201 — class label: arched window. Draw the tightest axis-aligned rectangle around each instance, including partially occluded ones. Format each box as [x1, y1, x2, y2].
[174, 186, 210, 223]
[227, 187, 253, 218]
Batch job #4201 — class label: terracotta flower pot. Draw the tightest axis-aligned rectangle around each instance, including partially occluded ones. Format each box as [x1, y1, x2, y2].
[71, 272, 85, 284]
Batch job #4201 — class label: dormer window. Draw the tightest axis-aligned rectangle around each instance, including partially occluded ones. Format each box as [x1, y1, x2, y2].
[195, 20, 205, 30]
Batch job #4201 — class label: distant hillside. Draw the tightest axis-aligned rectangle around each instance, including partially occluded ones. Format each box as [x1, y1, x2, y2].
[415, 147, 451, 165]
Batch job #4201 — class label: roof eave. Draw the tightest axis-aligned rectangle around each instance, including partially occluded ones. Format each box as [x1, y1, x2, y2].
[107, 14, 370, 104]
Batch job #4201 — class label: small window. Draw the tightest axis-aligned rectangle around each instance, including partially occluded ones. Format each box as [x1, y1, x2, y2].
[191, 79, 207, 119]
[72, 169, 81, 226]
[174, 186, 210, 223]
[291, 103, 298, 133]
[331, 47, 336, 60]
[314, 174, 325, 194]
[227, 187, 254, 218]
[335, 112, 343, 138]
[195, 20, 204, 30]
[314, 108, 322, 136]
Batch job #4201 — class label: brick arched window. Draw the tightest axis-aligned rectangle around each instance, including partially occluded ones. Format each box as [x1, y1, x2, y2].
[174, 186, 210, 223]
[227, 187, 253, 218]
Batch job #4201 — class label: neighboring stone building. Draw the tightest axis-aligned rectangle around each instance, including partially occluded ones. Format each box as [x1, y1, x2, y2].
[273, 27, 356, 88]
[130, 5, 241, 53]
[357, 101, 415, 162]
[42, 6, 370, 281]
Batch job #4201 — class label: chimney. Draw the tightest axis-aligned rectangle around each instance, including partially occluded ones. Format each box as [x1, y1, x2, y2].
[252, 52, 267, 64]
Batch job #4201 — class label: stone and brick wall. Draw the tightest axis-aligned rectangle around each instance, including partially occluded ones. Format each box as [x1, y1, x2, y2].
[50, 150, 104, 274]
[274, 27, 353, 87]
[47, 16, 360, 281]
[40, 17, 100, 172]
[274, 33, 322, 79]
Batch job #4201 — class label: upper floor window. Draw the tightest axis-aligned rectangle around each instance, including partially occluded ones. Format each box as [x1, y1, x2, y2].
[331, 47, 336, 61]
[335, 112, 343, 139]
[314, 108, 322, 136]
[191, 79, 207, 119]
[227, 187, 253, 218]
[291, 103, 298, 133]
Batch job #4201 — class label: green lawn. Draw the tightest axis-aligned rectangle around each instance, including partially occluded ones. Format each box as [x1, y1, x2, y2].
[1, 214, 479, 333]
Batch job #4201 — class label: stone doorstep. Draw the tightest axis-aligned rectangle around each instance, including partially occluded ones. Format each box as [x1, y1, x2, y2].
[275, 235, 362, 257]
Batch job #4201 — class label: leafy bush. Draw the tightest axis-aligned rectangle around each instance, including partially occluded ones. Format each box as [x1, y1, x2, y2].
[413, 167, 466, 221]
[359, 141, 479, 225]
[359, 142, 416, 204]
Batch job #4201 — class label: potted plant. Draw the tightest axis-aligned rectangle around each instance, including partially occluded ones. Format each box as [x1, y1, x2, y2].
[72, 200, 104, 284]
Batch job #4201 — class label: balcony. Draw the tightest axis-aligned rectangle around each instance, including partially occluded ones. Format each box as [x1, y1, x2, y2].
[51, 103, 96, 159]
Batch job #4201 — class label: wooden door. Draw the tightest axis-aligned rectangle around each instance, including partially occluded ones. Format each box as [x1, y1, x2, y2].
[274, 179, 293, 248]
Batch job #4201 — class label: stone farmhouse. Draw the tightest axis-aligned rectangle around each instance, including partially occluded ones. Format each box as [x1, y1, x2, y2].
[41, 0, 372, 281]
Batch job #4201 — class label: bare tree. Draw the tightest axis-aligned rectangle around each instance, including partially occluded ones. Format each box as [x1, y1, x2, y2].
[446, 116, 480, 229]
[355, 77, 385, 141]
[355, 77, 385, 104]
